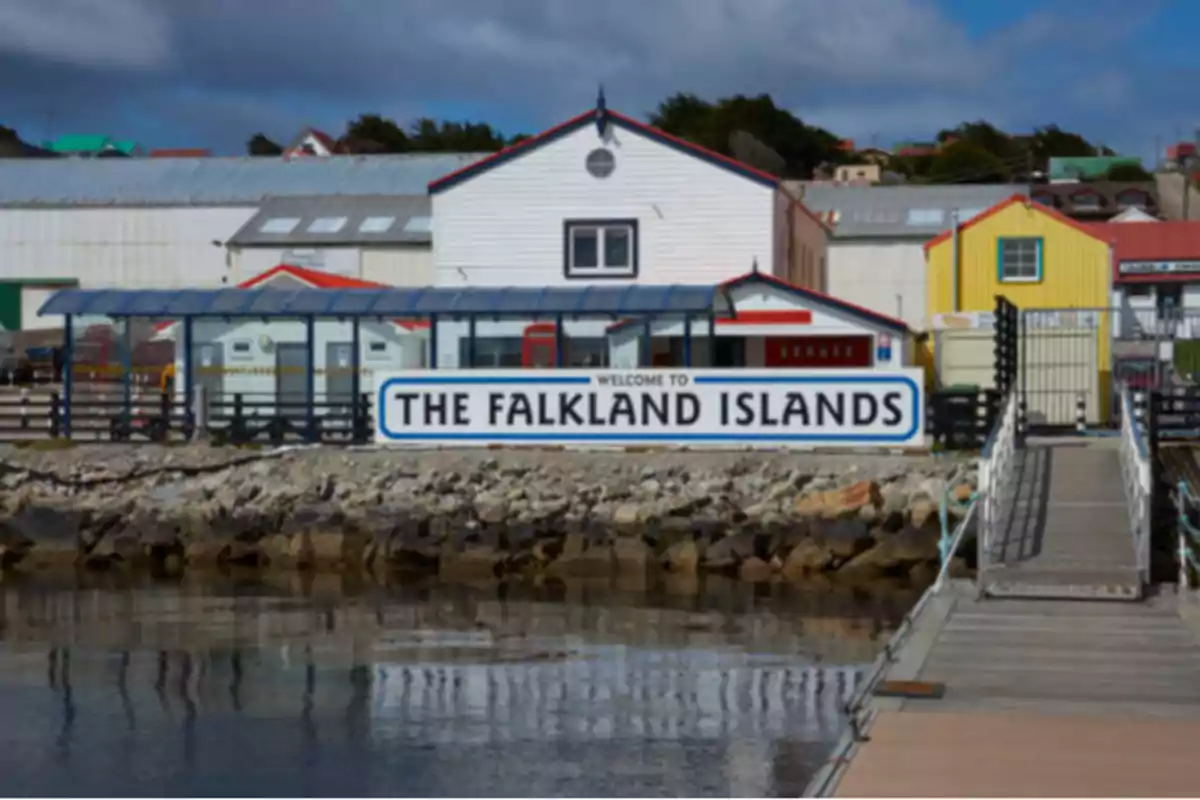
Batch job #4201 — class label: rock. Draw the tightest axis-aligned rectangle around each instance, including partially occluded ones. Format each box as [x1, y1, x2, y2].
[782, 538, 835, 578]
[813, 519, 874, 561]
[951, 482, 975, 504]
[661, 539, 700, 573]
[704, 531, 757, 568]
[907, 496, 939, 528]
[613, 537, 653, 570]
[739, 556, 774, 583]
[544, 532, 615, 579]
[839, 526, 940, 577]
[612, 504, 643, 527]
[794, 480, 882, 520]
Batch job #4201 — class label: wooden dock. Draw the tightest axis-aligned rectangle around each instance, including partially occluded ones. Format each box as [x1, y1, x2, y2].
[808, 439, 1200, 797]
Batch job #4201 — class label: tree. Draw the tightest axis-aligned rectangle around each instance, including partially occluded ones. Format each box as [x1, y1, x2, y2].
[344, 114, 409, 152]
[927, 141, 1013, 184]
[246, 133, 283, 156]
[938, 121, 1017, 162]
[1105, 162, 1153, 182]
[649, 92, 845, 178]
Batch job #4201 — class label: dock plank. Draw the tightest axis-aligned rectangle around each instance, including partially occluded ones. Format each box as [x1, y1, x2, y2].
[810, 441, 1200, 797]
[835, 711, 1200, 797]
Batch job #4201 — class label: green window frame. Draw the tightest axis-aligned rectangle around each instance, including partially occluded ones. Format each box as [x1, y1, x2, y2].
[997, 237, 1043, 283]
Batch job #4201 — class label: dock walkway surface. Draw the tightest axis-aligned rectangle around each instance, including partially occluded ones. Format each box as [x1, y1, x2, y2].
[809, 439, 1200, 797]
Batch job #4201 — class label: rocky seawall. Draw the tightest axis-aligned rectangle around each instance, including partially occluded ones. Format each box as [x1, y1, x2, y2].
[0, 445, 977, 585]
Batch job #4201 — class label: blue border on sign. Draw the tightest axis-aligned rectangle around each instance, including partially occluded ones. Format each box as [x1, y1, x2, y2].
[376, 374, 922, 443]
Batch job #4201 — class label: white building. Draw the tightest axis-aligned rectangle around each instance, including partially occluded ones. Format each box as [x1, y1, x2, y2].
[793, 184, 1025, 331]
[0, 153, 482, 331]
[225, 195, 433, 286]
[156, 264, 426, 405]
[425, 93, 909, 370]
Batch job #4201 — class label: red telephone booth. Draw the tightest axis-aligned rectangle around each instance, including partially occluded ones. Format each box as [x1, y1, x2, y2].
[522, 323, 558, 367]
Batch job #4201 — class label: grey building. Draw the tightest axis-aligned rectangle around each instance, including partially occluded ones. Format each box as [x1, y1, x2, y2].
[226, 194, 433, 285]
[788, 184, 1027, 330]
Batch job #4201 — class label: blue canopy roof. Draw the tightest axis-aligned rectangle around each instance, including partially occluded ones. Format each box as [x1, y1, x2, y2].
[38, 284, 735, 319]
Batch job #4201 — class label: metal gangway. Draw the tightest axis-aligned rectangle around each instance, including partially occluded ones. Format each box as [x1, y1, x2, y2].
[804, 382, 1195, 797]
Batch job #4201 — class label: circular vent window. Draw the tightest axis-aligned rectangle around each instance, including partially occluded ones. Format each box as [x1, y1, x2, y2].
[585, 148, 615, 178]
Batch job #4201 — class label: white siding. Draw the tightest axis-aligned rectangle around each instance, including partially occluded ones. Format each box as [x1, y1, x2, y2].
[361, 247, 433, 286]
[432, 124, 775, 286]
[20, 286, 61, 331]
[233, 247, 360, 283]
[172, 319, 424, 402]
[0, 207, 256, 289]
[825, 239, 927, 330]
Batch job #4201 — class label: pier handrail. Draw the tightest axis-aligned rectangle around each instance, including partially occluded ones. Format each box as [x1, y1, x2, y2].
[977, 389, 1019, 577]
[1175, 480, 1200, 589]
[805, 391, 1012, 798]
[1119, 384, 1153, 584]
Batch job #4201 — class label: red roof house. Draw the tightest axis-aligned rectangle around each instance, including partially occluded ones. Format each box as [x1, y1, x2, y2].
[1092, 220, 1200, 283]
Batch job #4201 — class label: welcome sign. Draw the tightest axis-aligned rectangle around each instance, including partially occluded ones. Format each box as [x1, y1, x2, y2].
[374, 369, 924, 447]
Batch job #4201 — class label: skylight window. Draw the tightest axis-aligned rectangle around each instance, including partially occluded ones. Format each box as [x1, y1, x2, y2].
[906, 209, 944, 226]
[259, 217, 300, 234]
[359, 216, 395, 233]
[403, 216, 432, 233]
[307, 216, 348, 234]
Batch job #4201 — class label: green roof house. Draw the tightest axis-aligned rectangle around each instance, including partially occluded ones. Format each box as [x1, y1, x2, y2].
[1049, 156, 1141, 182]
[43, 135, 142, 157]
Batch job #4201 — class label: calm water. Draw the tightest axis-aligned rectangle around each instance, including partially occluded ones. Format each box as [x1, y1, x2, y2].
[0, 576, 913, 797]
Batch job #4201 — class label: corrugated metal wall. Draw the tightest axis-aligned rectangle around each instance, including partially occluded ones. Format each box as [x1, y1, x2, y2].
[937, 327, 1101, 425]
[826, 239, 927, 329]
[361, 247, 433, 286]
[0, 207, 256, 289]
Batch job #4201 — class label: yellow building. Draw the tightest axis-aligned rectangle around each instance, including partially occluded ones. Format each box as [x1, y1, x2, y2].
[924, 194, 1115, 425]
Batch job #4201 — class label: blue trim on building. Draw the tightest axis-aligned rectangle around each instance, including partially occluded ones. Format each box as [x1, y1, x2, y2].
[997, 236, 1044, 283]
[428, 111, 780, 195]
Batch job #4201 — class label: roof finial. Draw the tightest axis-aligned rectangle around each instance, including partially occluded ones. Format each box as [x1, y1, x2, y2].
[595, 85, 608, 136]
[751, 256, 759, 274]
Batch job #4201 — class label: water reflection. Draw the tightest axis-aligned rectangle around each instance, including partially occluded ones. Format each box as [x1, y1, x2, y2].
[0, 580, 907, 797]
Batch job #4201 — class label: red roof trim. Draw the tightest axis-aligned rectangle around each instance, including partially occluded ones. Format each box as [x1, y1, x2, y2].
[606, 272, 908, 334]
[924, 194, 1114, 252]
[153, 265, 429, 334]
[428, 108, 781, 194]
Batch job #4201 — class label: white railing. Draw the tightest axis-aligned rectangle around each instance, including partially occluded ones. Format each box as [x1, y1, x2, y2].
[977, 390, 1019, 574]
[1118, 384, 1153, 583]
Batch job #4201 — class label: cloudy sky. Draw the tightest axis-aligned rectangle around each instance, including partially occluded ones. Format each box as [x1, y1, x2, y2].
[0, 0, 1195, 159]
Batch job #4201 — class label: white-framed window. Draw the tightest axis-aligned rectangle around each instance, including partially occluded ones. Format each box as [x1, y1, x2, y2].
[998, 237, 1042, 282]
[229, 340, 254, 360]
[564, 219, 637, 278]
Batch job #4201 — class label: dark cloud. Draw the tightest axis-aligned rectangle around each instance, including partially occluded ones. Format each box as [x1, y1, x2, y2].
[0, 0, 1182, 157]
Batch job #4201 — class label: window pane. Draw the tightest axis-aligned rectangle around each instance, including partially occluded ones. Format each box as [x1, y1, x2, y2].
[1001, 239, 1038, 279]
[571, 228, 599, 268]
[566, 337, 610, 367]
[603, 227, 630, 268]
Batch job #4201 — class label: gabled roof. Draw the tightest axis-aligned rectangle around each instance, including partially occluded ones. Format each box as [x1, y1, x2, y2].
[285, 127, 338, 155]
[1093, 221, 1200, 282]
[151, 265, 427, 335]
[428, 103, 782, 194]
[924, 194, 1115, 252]
[227, 194, 432, 247]
[800, 184, 1023, 239]
[606, 271, 908, 334]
